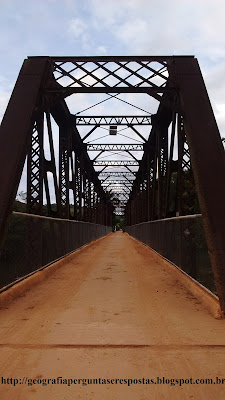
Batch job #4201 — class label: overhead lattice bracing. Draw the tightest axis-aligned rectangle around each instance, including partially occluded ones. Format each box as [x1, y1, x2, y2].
[0, 56, 225, 314]
[74, 115, 152, 125]
[86, 144, 144, 151]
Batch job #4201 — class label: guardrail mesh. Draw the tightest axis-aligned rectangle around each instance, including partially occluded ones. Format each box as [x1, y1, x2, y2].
[0, 212, 111, 289]
[126, 215, 216, 294]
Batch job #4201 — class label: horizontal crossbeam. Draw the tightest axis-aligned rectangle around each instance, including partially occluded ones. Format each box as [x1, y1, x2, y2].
[99, 172, 136, 177]
[101, 180, 133, 185]
[75, 116, 152, 126]
[105, 186, 131, 190]
[31, 55, 194, 62]
[94, 160, 139, 166]
[87, 144, 143, 151]
[46, 87, 171, 95]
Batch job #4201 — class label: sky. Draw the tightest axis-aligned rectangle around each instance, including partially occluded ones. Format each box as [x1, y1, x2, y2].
[0, 0, 225, 199]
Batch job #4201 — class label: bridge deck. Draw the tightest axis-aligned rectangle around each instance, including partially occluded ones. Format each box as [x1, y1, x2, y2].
[0, 232, 225, 399]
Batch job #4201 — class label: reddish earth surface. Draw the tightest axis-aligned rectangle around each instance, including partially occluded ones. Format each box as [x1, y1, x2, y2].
[0, 232, 225, 399]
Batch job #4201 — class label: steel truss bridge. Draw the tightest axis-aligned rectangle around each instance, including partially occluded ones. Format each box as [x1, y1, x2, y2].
[1, 55, 225, 315]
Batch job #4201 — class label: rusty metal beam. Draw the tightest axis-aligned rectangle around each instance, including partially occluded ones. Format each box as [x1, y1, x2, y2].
[169, 57, 225, 315]
[0, 58, 50, 252]
[29, 55, 194, 62]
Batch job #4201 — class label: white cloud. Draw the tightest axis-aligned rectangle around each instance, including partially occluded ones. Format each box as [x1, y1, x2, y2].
[116, 19, 149, 52]
[201, 61, 225, 137]
[213, 104, 225, 138]
[68, 18, 87, 39]
[89, 0, 225, 58]
[96, 45, 107, 55]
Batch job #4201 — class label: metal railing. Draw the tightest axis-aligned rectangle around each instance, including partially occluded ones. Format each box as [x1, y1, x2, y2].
[0, 212, 111, 289]
[126, 215, 216, 294]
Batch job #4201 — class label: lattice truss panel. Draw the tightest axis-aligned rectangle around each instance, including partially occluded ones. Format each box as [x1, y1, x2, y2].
[53, 60, 169, 90]
[26, 110, 112, 225]
[27, 118, 43, 214]
[75, 116, 152, 125]
[125, 111, 195, 225]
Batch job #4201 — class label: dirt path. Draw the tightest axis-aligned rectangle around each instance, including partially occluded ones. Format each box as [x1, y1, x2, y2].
[0, 232, 225, 399]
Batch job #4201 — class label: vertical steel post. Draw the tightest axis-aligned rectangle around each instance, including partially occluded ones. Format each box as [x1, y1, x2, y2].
[176, 114, 185, 216]
[147, 155, 151, 221]
[59, 126, 70, 218]
[27, 112, 44, 215]
[165, 112, 176, 216]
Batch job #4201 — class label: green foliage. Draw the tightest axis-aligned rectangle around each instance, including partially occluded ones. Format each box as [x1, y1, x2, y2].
[168, 170, 200, 216]
[112, 214, 125, 231]
[13, 200, 26, 213]
[182, 171, 201, 215]
[168, 172, 177, 214]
